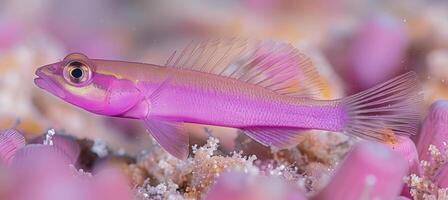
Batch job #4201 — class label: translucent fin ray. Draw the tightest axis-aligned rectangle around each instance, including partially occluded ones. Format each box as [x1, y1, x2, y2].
[143, 119, 189, 160]
[242, 127, 307, 149]
[342, 72, 423, 141]
[165, 38, 323, 98]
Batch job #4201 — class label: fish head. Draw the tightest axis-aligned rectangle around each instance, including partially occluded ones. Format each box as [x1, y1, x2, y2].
[34, 53, 141, 115]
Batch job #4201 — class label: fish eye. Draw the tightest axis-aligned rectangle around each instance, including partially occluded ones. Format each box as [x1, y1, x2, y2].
[63, 61, 92, 85]
[70, 66, 84, 79]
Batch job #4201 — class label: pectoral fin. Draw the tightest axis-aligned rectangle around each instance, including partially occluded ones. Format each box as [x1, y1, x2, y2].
[242, 127, 307, 149]
[143, 118, 189, 159]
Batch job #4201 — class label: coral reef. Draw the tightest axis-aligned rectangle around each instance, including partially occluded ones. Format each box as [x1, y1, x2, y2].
[0, 128, 353, 200]
[1, 1, 448, 199]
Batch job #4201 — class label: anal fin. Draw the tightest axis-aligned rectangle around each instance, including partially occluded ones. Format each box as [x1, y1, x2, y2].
[143, 118, 189, 159]
[242, 127, 307, 149]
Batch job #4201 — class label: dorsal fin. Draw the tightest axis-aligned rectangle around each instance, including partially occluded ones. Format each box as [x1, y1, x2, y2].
[165, 38, 323, 98]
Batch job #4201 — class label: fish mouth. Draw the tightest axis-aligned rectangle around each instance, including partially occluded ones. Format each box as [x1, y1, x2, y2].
[34, 69, 66, 99]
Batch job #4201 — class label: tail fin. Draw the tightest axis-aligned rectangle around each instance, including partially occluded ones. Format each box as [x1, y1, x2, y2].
[342, 71, 423, 141]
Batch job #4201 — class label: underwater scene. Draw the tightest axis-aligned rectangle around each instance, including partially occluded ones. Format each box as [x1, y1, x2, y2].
[1, 0, 448, 200]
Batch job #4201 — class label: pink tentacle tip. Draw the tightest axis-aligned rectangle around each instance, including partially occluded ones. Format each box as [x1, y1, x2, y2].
[384, 132, 420, 174]
[383, 132, 420, 197]
[312, 142, 408, 200]
[89, 166, 133, 200]
[417, 100, 448, 163]
[0, 129, 26, 165]
[31, 133, 81, 165]
[205, 172, 307, 200]
[10, 144, 73, 174]
[53, 135, 80, 164]
[7, 144, 78, 200]
[351, 16, 408, 89]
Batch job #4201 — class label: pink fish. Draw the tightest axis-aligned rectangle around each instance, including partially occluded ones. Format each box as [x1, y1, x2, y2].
[34, 39, 422, 159]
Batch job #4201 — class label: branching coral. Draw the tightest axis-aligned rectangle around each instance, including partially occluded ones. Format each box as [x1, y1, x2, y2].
[92, 133, 320, 199]
[405, 144, 448, 200]
[404, 100, 448, 200]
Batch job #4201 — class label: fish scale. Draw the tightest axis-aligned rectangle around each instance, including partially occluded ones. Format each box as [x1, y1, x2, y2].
[34, 39, 422, 159]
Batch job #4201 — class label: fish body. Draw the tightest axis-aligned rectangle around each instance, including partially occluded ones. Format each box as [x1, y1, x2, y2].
[34, 39, 422, 159]
[93, 60, 342, 130]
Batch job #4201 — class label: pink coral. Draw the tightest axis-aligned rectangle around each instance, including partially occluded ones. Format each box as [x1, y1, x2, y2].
[350, 15, 409, 89]
[404, 100, 448, 199]
[313, 141, 409, 200]
[205, 171, 306, 200]
[0, 129, 25, 165]
[386, 135, 420, 175]
[0, 129, 133, 200]
[31, 129, 81, 165]
[417, 100, 448, 163]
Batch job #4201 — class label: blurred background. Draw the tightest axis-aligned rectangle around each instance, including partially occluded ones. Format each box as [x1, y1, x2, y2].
[0, 0, 447, 153]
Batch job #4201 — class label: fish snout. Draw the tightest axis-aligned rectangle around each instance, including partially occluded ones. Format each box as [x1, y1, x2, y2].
[34, 65, 67, 99]
[34, 64, 58, 84]
[35, 64, 57, 77]
[35, 67, 44, 78]
[34, 67, 49, 85]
